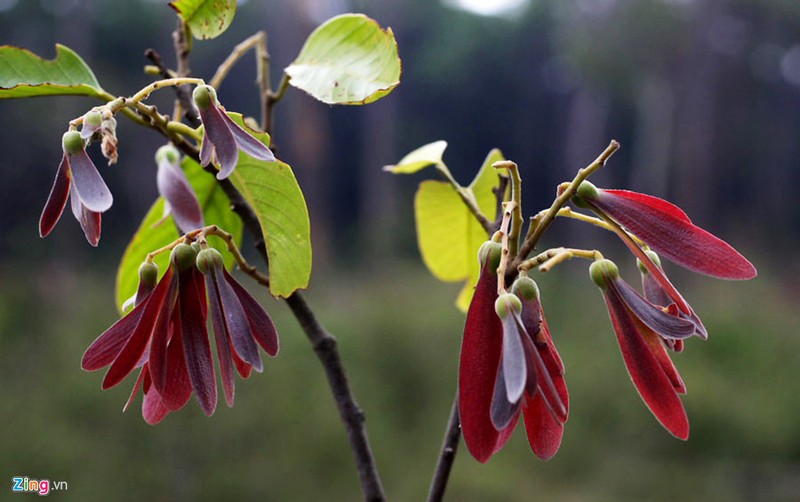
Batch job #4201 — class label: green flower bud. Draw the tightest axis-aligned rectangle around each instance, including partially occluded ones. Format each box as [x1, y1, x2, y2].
[85, 110, 103, 128]
[192, 85, 216, 111]
[190, 242, 202, 255]
[478, 241, 503, 271]
[138, 261, 159, 289]
[155, 144, 181, 165]
[495, 293, 523, 319]
[62, 130, 85, 155]
[637, 250, 662, 275]
[171, 243, 197, 272]
[511, 275, 540, 302]
[572, 180, 599, 208]
[196, 247, 224, 274]
[589, 259, 619, 289]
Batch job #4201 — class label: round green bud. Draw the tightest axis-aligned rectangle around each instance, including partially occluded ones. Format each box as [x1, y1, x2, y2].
[192, 85, 216, 110]
[190, 242, 202, 255]
[62, 130, 85, 155]
[478, 241, 503, 271]
[138, 261, 159, 289]
[511, 275, 540, 302]
[636, 250, 662, 275]
[495, 293, 523, 319]
[195, 247, 223, 275]
[84, 110, 103, 128]
[589, 259, 619, 289]
[171, 243, 197, 272]
[155, 145, 181, 165]
[572, 180, 599, 208]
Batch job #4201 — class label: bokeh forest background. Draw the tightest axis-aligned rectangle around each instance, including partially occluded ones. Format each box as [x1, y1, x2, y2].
[2, 0, 800, 500]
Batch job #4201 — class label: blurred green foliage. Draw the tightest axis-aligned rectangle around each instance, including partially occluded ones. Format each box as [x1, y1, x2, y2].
[2, 264, 798, 501]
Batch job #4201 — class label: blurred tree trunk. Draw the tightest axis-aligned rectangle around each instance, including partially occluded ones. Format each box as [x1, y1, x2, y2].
[672, 0, 723, 222]
[358, 0, 401, 266]
[269, 0, 335, 269]
[631, 74, 674, 197]
[359, 98, 399, 266]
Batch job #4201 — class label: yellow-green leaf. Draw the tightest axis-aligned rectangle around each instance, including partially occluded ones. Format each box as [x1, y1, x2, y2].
[285, 14, 401, 105]
[115, 157, 242, 313]
[383, 140, 447, 174]
[170, 0, 236, 40]
[229, 159, 311, 297]
[414, 149, 505, 311]
[220, 116, 311, 297]
[0, 44, 104, 99]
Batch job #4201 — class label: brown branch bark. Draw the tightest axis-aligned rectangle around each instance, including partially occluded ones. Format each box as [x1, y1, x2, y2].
[426, 392, 461, 502]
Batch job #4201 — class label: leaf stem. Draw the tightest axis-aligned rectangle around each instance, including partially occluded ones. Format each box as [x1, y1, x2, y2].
[437, 163, 495, 235]
[518, 247, 603, 274]
[555, 207, 645, 246]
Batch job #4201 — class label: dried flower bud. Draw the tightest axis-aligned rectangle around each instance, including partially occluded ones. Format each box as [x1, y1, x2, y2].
[100, 114, 118, 165]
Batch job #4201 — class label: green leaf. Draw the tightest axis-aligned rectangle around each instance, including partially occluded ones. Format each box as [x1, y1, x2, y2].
[170, 0, 236, 40]
[114, 157, 242, 313]
[0, 44, 104, 99]
[222, 116, 312, 297]
[285, 13, 401, 105]
[414, 149, 505, 312]
[383, 141, 448, 174]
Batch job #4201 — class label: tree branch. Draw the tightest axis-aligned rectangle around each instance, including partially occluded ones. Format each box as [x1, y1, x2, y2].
[426, 392, 461, 502]
[144, 48, 200, 127]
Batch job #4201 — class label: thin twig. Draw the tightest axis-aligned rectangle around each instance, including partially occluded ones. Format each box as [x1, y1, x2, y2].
[427, 392, 461, 502]
[172, 20, 197, 126]
[496, 201, 516, 295]
[509, 140, 619, 276]
[145, 48, 200, 126]
[209, 32, 266, 90]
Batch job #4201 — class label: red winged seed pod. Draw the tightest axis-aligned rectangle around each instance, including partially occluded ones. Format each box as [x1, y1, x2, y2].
[82, 243, 279, 424]
[39, 130, 114, 246]
[155, 145, 204, 233]
[459, 241, 511, 463]
[192, 85, 276, 180]
[573, 181, 757, 281]
[459, 242, 568, 463]
[589, 258, 691, 439]
[511, 276, 569, 461]
[196, 247, 279, 407]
